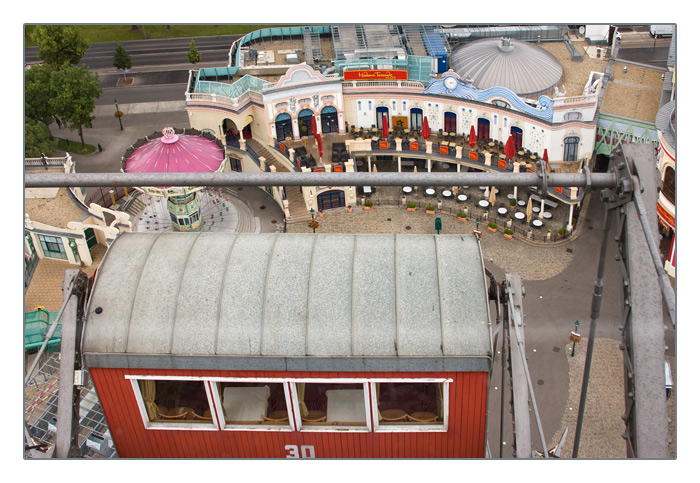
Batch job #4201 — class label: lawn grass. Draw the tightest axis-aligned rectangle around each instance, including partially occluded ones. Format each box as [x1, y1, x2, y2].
[54, 137, 96, 156]
[24, 24, 296, 45]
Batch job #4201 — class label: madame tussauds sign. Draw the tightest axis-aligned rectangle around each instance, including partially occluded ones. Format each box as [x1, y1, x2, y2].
[344, 69, 408, 81]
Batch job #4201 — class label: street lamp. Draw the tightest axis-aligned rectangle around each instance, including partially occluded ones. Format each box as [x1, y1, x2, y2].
[570, 320, 581, 357]
[114, 99, 123, 131]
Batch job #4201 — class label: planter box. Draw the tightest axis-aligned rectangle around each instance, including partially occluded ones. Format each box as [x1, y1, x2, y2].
[407, 207, 416, 212]
[457, 217, 466, 222]
[504, 233, 513, 239]
[426, 210, 435, 214]
[364, 206, 372, 211]
[487, 227, 497, 232]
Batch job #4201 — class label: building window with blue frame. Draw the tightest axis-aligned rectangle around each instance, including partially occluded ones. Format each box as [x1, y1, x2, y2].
[298, 109, 314, 137]
[321, 106, 339, 133]
[410, 108, 423, 131]
[275, 113, 293, 140]
[38, 235, 67, 260]
[563, 136, 579, 161]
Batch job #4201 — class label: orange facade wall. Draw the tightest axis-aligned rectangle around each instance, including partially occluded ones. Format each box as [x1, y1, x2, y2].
[90, 367, 489, 459]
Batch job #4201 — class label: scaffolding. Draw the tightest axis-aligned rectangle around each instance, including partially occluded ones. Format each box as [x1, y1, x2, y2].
[303, 27, 322, 63]
[331, 24, 406, 61]
[24, 353, 117, 458]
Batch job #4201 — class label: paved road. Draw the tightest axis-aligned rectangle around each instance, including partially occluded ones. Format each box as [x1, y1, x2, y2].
[25, 34, 240, 71]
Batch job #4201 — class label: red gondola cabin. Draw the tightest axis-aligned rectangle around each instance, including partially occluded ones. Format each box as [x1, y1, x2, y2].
[83, 232, 493, 458]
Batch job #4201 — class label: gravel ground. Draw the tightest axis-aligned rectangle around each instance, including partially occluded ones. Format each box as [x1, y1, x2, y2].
[550, 338, 676, 459]
[25, 188, 86, 229]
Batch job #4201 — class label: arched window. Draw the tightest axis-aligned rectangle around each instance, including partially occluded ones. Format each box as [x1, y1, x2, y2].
[444, 112, 456, 133]
[477, 118, 490, 140]
[510, 126, 523, 150]
[321, 105, 338, 133]
[410, 108, 423, 131]
[661, 166, 675, 202]
[275, 112, 293, 140]
[564, 111, 583, 121]
[298, 109, 314, 137]
[376, 106, 389, 129]
[563, 136, 579, 161]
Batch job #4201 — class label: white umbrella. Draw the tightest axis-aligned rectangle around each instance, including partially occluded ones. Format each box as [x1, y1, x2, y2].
[526, 197, 533, 223]
[414, 165, 418, 192]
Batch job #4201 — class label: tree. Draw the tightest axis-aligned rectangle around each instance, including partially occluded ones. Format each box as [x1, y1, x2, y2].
[25, 118, 57, 158]
[30, 25, 90, 69]
[24, 64, 57, 133]
[49, 65, 102, 147]
[187, 39, 201, 65]
[113, 42, 132, 77]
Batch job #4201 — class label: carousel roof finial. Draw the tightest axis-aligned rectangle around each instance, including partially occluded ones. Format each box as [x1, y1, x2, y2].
[160, 126, 179, 144]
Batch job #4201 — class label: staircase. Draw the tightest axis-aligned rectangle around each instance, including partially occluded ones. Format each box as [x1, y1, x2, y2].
[285, 186, 312, 224]
[123, 194, 147, 219]
[245, 138, 310, 225]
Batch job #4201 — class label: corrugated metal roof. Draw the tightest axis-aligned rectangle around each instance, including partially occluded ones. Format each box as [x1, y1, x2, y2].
[83, 233, 491, 371]
[449, 37, 563, 97]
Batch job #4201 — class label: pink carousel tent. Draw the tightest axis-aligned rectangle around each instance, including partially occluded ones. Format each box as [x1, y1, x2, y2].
[124, 127, 225, 194]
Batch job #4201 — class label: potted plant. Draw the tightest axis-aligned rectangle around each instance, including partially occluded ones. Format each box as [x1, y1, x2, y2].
[425, 204, 435, 214]
[406, 202, 417, 212]
[308, 219, 319, 231]
[364, 200, 373, 211]
[510, 198, 517, 209]
[558, 227, 567, 238]
[347, 205, 353, 213]
[487, 222, 497, 232]
[503, 228, 513, 239]
[457, 211, 467, 222]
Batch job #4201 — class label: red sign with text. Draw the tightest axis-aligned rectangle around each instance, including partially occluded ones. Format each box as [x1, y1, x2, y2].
[344, 69, 409, 81]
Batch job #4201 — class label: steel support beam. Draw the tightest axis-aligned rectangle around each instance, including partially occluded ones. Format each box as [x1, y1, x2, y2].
[24, 171, 619, 189]
[614, 144, 669, 458]
[53, 270, 88, 459]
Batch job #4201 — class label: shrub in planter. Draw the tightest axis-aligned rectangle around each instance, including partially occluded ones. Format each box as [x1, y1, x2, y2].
[406, 202, 416, 212]
[503, 228, 513, 239]
[457, 211, 467, 221]
[425, 205, 435, 213]
[487, 222, 497, 232]
[510, 198, 517, 207]
[558, 227, 567, 236]
[364, 200, 373, 208]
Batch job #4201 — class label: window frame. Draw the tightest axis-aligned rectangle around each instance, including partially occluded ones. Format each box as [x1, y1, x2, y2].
[126, 375, 451, 433]
[38, 234, 67, 260]
[370, 378, 450, 432]
[128, 376, 220, 431]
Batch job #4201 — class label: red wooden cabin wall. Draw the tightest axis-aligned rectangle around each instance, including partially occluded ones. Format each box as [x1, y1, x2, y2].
[90, 367, 488, 459]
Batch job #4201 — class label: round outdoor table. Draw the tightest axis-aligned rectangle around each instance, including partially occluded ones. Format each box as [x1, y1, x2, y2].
[532, 219, 543, 229]
[507, 193, 515, 199]
[442, 190, 452, 198]
[514, 212, 526, 223]
[403, 186, 412, 194]
[518, 200, 526, 207]
[497, 207, 507, 216]
[478, 200, 489, 208]
[479, 186, 488, 190]
[532, 206, 540, 213]
[425, 188, 436, 196]
[542, 211, 552, 219]
[457, 194, 467, 202]
[492, 188, 499, 194]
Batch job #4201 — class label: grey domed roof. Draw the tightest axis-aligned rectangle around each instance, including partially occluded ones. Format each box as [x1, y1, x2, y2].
[449, 37, 563, 97]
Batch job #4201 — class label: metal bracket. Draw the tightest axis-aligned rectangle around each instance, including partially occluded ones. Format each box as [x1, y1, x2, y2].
[537, 160, 548, 197]
[582, 166, 593, 195]
[601, 153, 634, 209]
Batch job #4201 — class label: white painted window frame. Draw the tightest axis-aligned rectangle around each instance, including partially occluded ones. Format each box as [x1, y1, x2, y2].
[126, 375, 452, 433]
